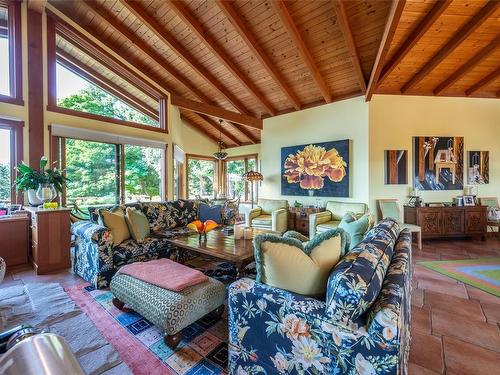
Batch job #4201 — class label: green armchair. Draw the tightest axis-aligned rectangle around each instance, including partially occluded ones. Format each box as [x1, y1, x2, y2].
[245, 198, 288, 234]
[309, 201, 370, 238]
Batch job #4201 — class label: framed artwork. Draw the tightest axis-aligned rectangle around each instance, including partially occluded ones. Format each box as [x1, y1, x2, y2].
[281, 140, 350, 197]
[468, 151, 489, 184]
[413, 136, 464, 190]
[384, 150, 408, 184]
[463, 195, 475, 206]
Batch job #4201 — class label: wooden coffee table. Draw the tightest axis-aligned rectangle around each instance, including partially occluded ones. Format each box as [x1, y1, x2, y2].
[167, 228, 274, 278]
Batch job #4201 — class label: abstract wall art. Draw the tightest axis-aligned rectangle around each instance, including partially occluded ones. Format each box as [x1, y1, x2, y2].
[468, 151, 489, 184]
[384, 150, 408, 184]
[413, 136, 464, 190]
[281, 140, 350, 197]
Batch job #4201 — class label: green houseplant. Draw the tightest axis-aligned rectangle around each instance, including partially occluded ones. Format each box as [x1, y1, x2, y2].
[14, 156, 68, 206]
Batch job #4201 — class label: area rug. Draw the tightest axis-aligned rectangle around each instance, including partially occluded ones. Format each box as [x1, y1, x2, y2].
[66, 259, 252, 375]
[0, 283, 131, 374]
[419, 257, 500, 297]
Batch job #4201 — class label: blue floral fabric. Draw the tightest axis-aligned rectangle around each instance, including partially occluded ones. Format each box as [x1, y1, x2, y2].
[326, 219, 401, 322]
[228, 223, 412, 375]
[72, 200, 199, 288]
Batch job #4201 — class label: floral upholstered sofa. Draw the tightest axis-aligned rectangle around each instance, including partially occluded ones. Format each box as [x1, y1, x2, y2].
[228, 219, 412, 375]
[71, 199, 205, 288]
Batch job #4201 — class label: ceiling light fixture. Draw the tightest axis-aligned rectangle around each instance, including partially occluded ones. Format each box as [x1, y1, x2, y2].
[213, 119, 228, 161]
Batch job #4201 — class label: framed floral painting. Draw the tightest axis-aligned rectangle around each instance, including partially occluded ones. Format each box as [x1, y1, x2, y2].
[281, 140, 350, 197]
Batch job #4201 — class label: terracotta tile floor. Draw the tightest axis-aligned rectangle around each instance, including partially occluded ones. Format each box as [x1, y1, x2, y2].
[1, 237, 499, 374]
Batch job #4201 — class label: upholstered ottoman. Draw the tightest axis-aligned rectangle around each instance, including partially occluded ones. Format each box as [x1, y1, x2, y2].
[110, 272, 225, 349]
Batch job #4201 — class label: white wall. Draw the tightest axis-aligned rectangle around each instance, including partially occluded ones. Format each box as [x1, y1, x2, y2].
[259, 97, 369, 206]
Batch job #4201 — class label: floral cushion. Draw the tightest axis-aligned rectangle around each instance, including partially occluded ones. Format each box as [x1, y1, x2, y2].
[141, 202, 182, 232]
[325, 218, 401, 322]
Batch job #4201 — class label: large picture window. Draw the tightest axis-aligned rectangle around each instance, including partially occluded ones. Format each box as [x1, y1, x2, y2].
[51, 126, 166, 208]
[187, 155, 217, 199]
[0, 119, 23, 204]
[46, 12, 167, 133]
[0, 0, 22, 105]
[223, 154, 258, 202]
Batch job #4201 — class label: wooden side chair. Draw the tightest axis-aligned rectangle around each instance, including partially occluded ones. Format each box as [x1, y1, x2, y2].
[378, 199, 422, 250]
[479, 197, 500, 239]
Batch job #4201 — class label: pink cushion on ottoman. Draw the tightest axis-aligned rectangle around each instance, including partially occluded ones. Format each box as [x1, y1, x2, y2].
[117, 259, 208, 292]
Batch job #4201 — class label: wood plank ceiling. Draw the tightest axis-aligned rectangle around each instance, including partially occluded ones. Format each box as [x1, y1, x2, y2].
[49, 0, 500, 147]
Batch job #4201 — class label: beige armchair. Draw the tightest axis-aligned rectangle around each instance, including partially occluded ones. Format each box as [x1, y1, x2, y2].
[245, 198, 288, 234]
[309, 201, 370, 238]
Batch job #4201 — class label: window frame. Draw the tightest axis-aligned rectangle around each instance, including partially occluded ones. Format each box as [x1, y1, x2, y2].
[173, 144, 185, 200]
[0, 0, 23, 106]
[186, 154, 218, 200]
[46, 11, 167, 133]
[50, 133, 167, 206]
[0, 118, 24, 204]
[222, 153, 258, 202]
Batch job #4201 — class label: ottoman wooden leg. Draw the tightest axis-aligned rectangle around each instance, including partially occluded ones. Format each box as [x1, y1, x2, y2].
[210, 305, 225, 319]
[164, 332, 182, 349]
[112, 297, 125, 310]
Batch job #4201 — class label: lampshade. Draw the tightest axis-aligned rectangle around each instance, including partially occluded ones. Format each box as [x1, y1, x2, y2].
[243, 170, 263, 181]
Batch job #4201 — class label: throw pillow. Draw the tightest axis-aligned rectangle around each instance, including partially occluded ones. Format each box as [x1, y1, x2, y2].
[338, 212, 371, 250]
[325, 218, 401, 322]
[125, 207, 150, 242]
[254, 229, 348, 296]
[98, 207, 130, 246]
[199, 203, 223, 224]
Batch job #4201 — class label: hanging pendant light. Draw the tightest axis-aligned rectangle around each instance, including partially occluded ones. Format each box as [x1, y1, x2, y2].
[213, 119, 228, 160]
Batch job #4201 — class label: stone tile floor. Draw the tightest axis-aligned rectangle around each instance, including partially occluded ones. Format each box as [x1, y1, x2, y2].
[1, 237, 499, 374]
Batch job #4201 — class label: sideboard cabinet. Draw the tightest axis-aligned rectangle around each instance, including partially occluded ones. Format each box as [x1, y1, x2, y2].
[404, 205, 487, 240]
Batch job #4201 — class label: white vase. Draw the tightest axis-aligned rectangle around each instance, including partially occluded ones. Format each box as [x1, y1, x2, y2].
[27, 189, 43, 206]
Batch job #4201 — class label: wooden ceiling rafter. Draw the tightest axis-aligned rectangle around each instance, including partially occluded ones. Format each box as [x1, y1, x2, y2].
[332, 0, 366, 94]
[196, 114, 242, 147]
[401, 0, 500, 94]
[272, 0, 332, 103]
[434, 36, 500, 95]
[56, 48, 159, 121]
[228, 121, 259, 144]
[119, 0, 250, 115]
[167, 0, 276, 116]
[179, 114, 219, 144]
[366, 0, 406, 101]
[81, 0, 210, 104]
[171, 95, 262, 130]
[465, 67, 500, 96]
[216, 0, 301, 111]
[379, 0, 452, 84]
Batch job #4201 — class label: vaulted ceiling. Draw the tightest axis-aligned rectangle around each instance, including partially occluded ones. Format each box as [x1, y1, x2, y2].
[49, 0, 500, 147]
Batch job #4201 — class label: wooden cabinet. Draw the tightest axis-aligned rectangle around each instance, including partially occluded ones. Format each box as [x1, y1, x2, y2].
[0, 214, 29, 267]
[25, 207, 71, 274]
[288, 207, 325, 236]
[404, 205, 487, 240]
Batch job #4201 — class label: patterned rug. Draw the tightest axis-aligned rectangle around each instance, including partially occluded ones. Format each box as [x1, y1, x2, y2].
[419, 257, 500, 297]
[66, 259, 254, 375]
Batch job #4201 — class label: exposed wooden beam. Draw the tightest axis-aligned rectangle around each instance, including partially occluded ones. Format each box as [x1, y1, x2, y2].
[229, 121, 259, 144]
[216, 0, 301, 111]
[401, 1, 499, 93]
[465, 67, 500, 96]
[56, 49, 159, 121]
[196, 114, 242, 147]
[120, 0, 250, 115]
[180, 115, 219, 144]
[272, 0, 332, 103]
[434, 36, 500, 95]
[332, 0, 366, 94]
[380, 0, 452, 84]
[171, 95, 262, 130]
[168, 1, 276, 116]
[82, 0, 211, 104]
[365, 0, 406, 101]
[497, 89, 500, 98]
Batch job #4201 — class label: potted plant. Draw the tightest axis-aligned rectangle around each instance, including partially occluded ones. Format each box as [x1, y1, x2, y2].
[14, 156, 68, 206]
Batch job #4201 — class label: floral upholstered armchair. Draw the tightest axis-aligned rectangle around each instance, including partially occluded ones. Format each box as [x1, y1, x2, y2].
[309, 201, 370, 238]
[245, 198, 288, 234]
[228, 219, 412, 375]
